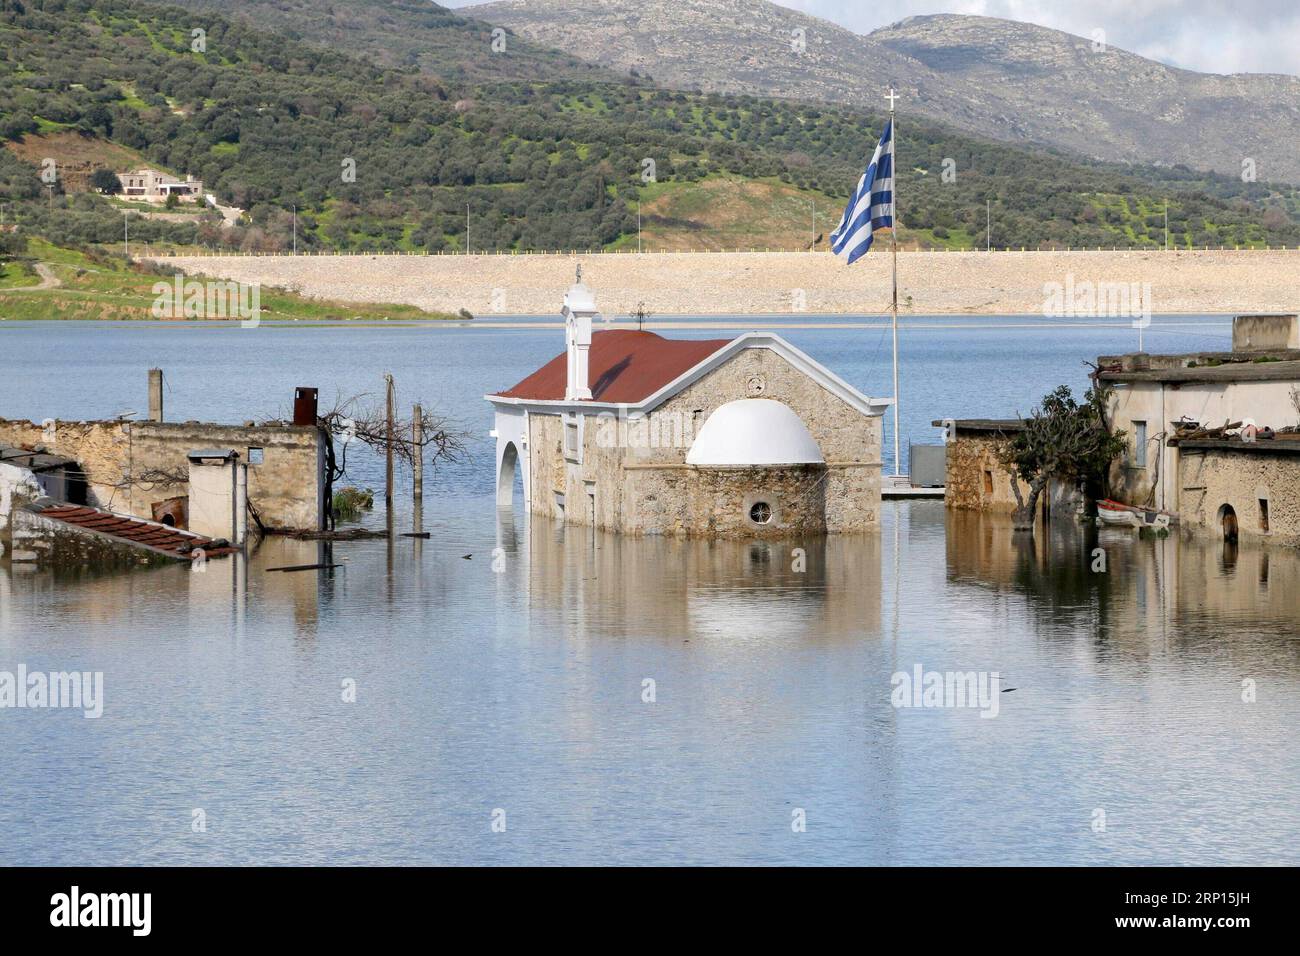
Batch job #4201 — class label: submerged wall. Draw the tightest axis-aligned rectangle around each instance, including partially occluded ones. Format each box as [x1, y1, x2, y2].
[1176, 444, 1300, 545]
[0, 419, 325, 532]
[943, 429, 1083, 519]
[944, 432, 1026, 514]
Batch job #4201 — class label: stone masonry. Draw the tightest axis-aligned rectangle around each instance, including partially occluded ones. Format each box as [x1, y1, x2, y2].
[528, 347, 881, 536]
[0, 418, 325, 533]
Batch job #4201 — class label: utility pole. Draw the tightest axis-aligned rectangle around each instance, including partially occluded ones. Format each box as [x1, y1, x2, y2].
[123, 211, 129, 258]
[886, 85, 902, 477]
[1164, 200, 1169, 252]
[466, 202, 470, 255]
[384, 373, 395, 506]
[412, 403, 423, 501]
[637, 201, 642, 253]
[292, 203, 297, 255]
[986, 199, 991, 252]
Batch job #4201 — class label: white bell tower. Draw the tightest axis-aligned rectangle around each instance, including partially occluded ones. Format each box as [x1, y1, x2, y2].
[563, 266, 597, 401]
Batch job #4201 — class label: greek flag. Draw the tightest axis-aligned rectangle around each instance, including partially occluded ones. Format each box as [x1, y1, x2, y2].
[830, 120, 893, 264]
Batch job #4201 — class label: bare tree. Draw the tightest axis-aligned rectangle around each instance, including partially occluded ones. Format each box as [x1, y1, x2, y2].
[306, 391, 469, 529]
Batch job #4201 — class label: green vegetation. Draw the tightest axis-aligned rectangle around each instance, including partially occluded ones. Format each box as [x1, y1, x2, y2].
[331, 486, 374, 522]
[999, 385, 1128, 531]
[0, 259, 37, 288]
[0, 238, 457, 321]
[0, 0, 1297, 257]
[89, 167, 120, 193]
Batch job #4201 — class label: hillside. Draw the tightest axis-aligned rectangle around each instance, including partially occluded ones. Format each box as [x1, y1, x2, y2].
[178, 0, 624, 84]
[0, 0, 1297, 260]
[471, 0, 1300, 183]
[0, 239, 455, 321]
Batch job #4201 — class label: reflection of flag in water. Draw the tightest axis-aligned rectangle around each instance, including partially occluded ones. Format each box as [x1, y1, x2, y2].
[830, 120, 893, 264]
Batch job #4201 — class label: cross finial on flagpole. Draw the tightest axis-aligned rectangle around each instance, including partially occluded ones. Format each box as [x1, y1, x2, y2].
[885, 86, 898, 112]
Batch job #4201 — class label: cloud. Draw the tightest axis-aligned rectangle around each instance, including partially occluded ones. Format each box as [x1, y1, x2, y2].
[777, 0, 1300, 75]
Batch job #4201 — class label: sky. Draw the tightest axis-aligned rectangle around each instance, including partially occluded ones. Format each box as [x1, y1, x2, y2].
[451, 0, 1300, 76]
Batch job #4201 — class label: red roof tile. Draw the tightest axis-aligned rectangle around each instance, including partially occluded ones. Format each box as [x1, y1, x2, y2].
[37, 505, 239, 560]
[494, 330, 731, 403]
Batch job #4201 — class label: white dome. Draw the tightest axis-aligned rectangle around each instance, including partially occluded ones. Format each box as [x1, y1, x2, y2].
[686, 399, 824, 466]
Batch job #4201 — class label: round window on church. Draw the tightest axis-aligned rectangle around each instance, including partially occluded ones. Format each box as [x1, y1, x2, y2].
[749, 501, 773, 525]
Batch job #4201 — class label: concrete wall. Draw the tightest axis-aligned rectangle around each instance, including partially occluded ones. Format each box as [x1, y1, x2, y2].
[161, 248, 1300, 317]
[525, 346, 881, 536]
[0, 419, 325, 532]
[1232, 314, 1299, 352]
[1176, 447, 1300, 545]
[0, 460, 44, 550]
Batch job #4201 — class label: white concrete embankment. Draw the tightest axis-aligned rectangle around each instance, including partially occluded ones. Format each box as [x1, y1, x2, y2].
[155, 249, 1300, 317]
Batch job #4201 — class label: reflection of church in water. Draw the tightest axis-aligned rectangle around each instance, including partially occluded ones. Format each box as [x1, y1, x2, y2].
[494, 510, 882, 645]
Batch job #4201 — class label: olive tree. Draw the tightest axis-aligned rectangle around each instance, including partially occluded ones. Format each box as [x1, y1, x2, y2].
[90, 168, 122, 195]
[999, 384, 1127, 531]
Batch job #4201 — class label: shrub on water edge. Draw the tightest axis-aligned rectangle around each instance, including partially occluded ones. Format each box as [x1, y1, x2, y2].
[333, 486, 374, 521]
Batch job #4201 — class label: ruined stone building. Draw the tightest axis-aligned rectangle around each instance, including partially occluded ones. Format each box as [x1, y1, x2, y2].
[1, 375, 327, 568]
[1099, 314, 1300, 545]
[937, 314, 1300, 546]
[486, 277, 891, 537]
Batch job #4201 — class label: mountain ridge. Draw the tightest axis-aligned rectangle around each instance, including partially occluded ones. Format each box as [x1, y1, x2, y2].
[2, 0, 1296, 258]
[469, 0, 1300, 182]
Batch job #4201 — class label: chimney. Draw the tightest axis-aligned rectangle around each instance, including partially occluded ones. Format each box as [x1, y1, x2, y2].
[293, 386, 319, 426]
[148, 368, 164, 422]
[562, 266, 598, 401]
[186, 449, 248, 547]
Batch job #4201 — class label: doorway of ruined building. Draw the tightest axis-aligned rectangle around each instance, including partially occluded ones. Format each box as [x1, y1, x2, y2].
[1218, 504, 1239, 543]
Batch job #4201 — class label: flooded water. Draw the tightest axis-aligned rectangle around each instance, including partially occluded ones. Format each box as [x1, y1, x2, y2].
[1, 316, 1297, 865]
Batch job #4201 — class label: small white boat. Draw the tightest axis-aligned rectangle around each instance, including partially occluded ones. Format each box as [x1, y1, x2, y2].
[1097, 499, 1173, 530]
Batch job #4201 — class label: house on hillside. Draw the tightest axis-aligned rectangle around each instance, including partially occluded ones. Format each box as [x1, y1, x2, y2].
[116, 168, 203, 203]
[486, 273, 892, 537]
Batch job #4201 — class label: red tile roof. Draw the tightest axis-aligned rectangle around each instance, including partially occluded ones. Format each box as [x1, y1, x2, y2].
[494, 330, 732, 403]
[36, 505, 239, 560]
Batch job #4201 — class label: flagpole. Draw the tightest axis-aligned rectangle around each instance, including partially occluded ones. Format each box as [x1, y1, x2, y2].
[887, 88, 901, 477]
